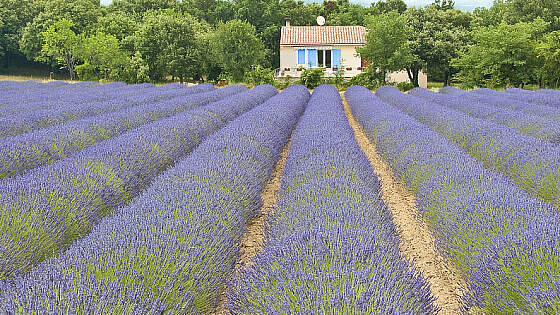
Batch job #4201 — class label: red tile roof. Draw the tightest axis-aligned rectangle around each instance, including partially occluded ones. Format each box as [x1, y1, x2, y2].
[280, 26, 367, 45]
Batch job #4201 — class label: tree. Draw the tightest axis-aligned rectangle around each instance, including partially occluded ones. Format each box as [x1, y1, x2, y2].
[38, 18, 81, 80]
[502, 0, 560, 31]
[374, 0, 407, 14]
[433, 0, 455, 10]
[452, 19, 548, 88]
[109, 0, 180, 19]
[20, 0, 101, 61]
[357, 11, 412, 84]
[0, 0, 36, 67]
[212, 19, 266, 82]
[76, 32, 128, 80]
[536, 31, 560, 88]
[406, 7, 471, 86]
[132, 10, 202, 82]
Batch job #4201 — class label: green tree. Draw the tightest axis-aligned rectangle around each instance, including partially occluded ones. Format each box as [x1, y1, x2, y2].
[433, 0, 455, 10]
[406, 6, 471, 86]
[212, 19, 266, 82]
[0, 0, 36, 67]
[38, 18, 81, 80]
[502, 0, 560, 31]
[132, 10, 202, 82]
[374, 0, 407, 14]
[452, 19, 548, 88]
[536, 31, 560, 88]
[76, 32, 128, 80]
[20, 0, 101, 61]
[357, 11, 412, 84]
[109, 0, 179, 19]
[94, 11, 136, 41]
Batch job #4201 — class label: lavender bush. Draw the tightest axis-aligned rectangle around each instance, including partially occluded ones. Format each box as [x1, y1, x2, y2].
[0, 84, 277, 280]
[229, 84, 437, 314]
[346, 85, 560, 313]
[0, 81, 147, 117]
[377, 86, 560, 208]
[409, 87, 560, 144]
[440, 86, 560, 120]
[0, 83, 214, 138]
[0, 85, 308, 314]
[0, 85, 243, 178]
[503, 88, 560, 108]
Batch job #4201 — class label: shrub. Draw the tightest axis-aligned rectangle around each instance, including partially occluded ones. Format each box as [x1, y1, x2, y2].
[396, 81, 414, 92]
[244, 65, 274, 87]
[298, 68, 324, 89]
[347, 68, 382, 90]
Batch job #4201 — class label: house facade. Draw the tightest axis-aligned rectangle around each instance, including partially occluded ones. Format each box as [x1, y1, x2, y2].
[279, 19, 427, 88]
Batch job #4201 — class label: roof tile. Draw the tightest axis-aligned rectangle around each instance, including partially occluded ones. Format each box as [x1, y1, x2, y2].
[280, 26, 367, 45]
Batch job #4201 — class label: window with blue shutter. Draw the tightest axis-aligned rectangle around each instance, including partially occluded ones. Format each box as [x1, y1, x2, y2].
[308, 49, 317, 67]
[298, 49, 305, 65]
[332, 49, 341, 68]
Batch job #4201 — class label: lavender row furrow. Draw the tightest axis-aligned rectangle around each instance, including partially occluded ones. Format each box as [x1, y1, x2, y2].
[229, 84, 436, 313]
[0, 82, 151, 116]
[346, 85, 560, 313]
[440, 86, 560, 120]
[377, 86, 560, 208]
[0, 85, 308, 314]
[409, 87, 560, 144]
[502, 88, 560, 108]
[0, 85, 243, 178]
[0, 83, 214, 138]
[0, 84, 277, 280]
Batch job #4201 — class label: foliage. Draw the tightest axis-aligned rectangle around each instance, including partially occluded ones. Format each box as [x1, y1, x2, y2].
[535, 31, 560, 88]
[131, 10, 203, 83]
[244, 65, 274, 87]
[357, 11, 412, 84]
[19, 0, 101, 61]
[298, 68, 324, 89]
[212, 19, 266, 82]
[0, 0, 36, 66]
[347, 67, 383, 90]
[38, 18, 81, 80]
[452, 19, 548, 88]
[374, 0, 407, 14]
[122, 51, 150, 83]
[76, 32, 128, 81]
[395, 81, 414, 91]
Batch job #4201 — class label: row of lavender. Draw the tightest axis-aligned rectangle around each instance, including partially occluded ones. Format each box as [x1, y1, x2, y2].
[0, 85, 309, 313]
[346, 85, 560, 313]
[409, 87, 560, 144]
[441, 86, 560, 119]
[229, 84, 437, 313]
[376, 86, 560, 209]
[0, 84, 242, 178]
[0, 83, 215, 138]
[0, 81, 135, 115]
[0, 84, 277, 280]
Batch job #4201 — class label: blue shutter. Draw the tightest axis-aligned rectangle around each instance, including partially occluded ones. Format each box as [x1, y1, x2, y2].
[298, 49, 305, 64]
[308, 49, 317, 67]
[332, 49, 341, 68]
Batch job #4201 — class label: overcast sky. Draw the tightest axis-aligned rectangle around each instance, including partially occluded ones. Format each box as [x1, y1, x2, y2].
[100, 0, 493, 11]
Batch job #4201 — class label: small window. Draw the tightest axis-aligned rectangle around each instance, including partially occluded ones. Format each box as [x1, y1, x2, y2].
[325, 50, 331, 68]
[318, 50, 324, 67]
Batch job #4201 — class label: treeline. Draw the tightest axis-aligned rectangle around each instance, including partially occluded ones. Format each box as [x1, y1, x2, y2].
[0, 0, 559, 88]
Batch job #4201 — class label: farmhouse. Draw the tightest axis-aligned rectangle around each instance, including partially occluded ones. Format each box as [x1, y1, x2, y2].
[279, 18, 427, 88]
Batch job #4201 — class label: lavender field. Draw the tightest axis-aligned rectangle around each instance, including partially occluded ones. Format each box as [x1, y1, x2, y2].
[0, 80, 559, 314]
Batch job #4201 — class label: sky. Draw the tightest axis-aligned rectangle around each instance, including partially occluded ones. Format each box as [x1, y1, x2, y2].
[100, 0, 493, 11]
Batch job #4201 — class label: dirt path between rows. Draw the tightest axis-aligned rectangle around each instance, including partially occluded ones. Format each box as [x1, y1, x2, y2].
[342, 93, 465, 314]
[214, 138, 292, 315]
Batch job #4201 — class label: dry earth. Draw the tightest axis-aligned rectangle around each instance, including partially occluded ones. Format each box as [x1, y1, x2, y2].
[342, 93, 465, 314]
[214, 138, 292, 315]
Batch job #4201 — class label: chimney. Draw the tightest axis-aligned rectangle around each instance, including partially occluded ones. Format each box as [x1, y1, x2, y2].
[285, 17, 291, 27]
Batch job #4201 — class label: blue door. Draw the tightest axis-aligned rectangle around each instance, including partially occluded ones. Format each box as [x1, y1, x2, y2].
[308, 49, 317, 67]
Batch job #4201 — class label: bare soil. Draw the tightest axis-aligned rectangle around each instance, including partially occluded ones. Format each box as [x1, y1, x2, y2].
[342, 93, 465, 315]
[214, 138, 292, 315]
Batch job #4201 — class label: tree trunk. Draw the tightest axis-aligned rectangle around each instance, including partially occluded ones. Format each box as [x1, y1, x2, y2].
[406, 68, 413, 82]
[407, 67, 419, 87]
[444, 71, 450, 86]
[179, 75, 184, 84]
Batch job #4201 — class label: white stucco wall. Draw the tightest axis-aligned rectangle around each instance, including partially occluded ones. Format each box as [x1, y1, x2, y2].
[279, 45, 363, 78]
[279, 45, 428, 88]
